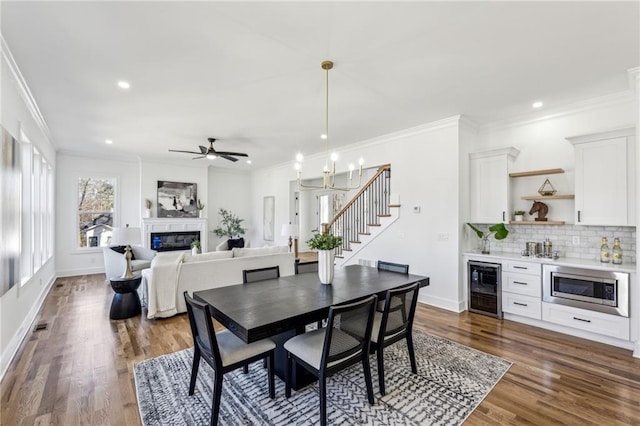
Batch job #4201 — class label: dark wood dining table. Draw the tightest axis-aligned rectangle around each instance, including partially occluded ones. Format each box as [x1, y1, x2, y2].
[194, 264, 429, 388]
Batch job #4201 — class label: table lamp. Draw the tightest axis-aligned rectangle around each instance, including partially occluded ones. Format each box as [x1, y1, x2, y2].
[111, 224, 141, 278]
[281, 224, 300, 258]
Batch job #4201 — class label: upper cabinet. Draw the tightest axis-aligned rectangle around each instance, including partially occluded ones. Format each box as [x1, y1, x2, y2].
[567, 127, 636, 226]
[469, 147, 519, 223]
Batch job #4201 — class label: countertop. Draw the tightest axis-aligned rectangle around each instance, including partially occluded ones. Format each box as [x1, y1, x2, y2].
[462, 251, 637, 274]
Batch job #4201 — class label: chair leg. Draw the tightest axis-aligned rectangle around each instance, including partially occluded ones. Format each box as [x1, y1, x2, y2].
[376, 346, 386, 397]
[319, 375, 327, 426]
[406, 333, 417, 374]
[189, 349, 201, 395]
[243, 365, 249, 374]
[317, 320, 323, 329]
[267, 352, 275, 399]
[285, 354, 292, 398]
[210, 371, 224, 426]
[363, 355, 375, 404]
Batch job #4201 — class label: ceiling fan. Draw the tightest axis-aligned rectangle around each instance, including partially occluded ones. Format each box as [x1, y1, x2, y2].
[169, 138, 248, 162]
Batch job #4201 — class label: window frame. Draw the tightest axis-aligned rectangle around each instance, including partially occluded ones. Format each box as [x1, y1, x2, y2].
[74, 174, 119, 252]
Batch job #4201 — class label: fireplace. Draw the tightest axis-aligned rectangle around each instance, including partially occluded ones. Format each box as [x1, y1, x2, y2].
[142, 218, 208, 252]
[151, 231, 200, 252]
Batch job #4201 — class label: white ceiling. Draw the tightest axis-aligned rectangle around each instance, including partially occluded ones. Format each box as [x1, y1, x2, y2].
[2, 1, 638, 170]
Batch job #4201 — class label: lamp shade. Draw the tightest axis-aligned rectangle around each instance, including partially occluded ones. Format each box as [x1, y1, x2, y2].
[281, 224, 299, 238]
[111, 226, 141, 246]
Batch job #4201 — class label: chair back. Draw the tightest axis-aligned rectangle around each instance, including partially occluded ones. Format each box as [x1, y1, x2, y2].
[183, 291, 222, 366]
[322, 295, 377, 367]
[379, 282, 420, 342]
[377, 260, 409, 274]
[295, 260, 319, 274]
[243, 266, 280, 283]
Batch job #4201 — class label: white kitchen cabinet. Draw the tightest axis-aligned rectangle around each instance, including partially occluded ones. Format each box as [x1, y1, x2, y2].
[469, 147, 519, 223]
[502, 259, 541, 319]
[567, 127, 636, 226]
[542, 302, 630, 341]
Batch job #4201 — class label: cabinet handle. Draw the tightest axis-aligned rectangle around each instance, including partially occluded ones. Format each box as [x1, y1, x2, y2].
[573, 316, 591, 323]
[513, 281, 527, 285]
[513, 266, 528, 270]
[513, 302, 528, 307]
[502, 211, 506, 221]
[577, 210, 581, 223]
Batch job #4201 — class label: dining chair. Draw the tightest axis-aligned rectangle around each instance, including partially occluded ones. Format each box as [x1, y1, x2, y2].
[370, 282, 420, 396]
[284, 295, 378, 426]
[295, 259, 319, 274]
[183, 291, 276, 426]
[242, 266, 280, 283]
[376, 261, 410, 312]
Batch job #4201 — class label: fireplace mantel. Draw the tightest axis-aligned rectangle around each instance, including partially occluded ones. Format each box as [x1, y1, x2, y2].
[142, 218, 208, 252]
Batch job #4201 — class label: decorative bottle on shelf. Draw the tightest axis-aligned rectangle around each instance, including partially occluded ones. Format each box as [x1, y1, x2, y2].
[599, 237, 610, 263]
[612, 237, 623, 265]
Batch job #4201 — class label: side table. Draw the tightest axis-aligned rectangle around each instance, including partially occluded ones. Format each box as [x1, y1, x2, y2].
[109, 276, 142, 320]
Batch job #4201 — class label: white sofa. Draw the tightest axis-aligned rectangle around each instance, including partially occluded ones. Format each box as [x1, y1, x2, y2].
[102, 245, 157, 280]
[140, 246, 295, 319]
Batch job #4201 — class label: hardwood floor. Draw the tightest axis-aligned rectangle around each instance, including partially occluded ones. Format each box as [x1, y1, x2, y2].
[2, 274, 639, 425]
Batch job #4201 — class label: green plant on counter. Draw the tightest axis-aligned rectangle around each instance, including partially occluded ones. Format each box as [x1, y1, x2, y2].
[190, 239, 201, 249]
[466, 223, 509, 240]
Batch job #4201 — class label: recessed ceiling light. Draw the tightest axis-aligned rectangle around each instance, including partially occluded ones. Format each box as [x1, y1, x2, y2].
[105, 139, 113, 144]
[246, 159, 252, 164]
[117, 81, 130, 89]
[532, 101, 543, 109]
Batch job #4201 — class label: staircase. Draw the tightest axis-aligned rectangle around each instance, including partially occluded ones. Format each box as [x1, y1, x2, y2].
[323, 164, 400, 266]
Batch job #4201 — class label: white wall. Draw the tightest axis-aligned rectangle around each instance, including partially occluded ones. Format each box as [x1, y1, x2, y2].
[1, 43, 57, 378]
[207, 167, 252, 249]
[251, 117, 465, 311]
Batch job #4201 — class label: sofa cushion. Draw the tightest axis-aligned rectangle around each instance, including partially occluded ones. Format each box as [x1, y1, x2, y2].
[232, 246, 289, 258]
[183, 250, 233, 263]
[110, 245, 135, 260]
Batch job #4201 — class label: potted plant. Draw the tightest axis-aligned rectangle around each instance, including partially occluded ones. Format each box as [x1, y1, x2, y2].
[307, 230, 343, 284]
[513, 210, 526, 222]
[196, 200, 205, 218]
[190, 239, 201, 255]
[466, 223, 509, 254]
[212, 208, 247, 249]
[144, 199, 152, 218]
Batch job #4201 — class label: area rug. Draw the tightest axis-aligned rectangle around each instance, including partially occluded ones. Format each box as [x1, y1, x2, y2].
[134, 331, 511, 425]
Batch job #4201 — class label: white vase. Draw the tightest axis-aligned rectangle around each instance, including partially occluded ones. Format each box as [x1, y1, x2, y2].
[317, 250, 335, 285]
[144, 208, 151, 218]
[191, 247, 199, 256]
[515, 214, 524, 222]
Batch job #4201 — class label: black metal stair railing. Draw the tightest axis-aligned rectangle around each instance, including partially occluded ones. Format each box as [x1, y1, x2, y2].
[323, 164, 392, 258]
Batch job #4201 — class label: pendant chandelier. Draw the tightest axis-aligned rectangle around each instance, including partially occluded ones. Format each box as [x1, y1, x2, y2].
[295, 60, 364, 191]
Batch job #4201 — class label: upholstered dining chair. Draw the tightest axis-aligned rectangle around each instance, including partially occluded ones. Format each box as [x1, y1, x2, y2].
[370, 282, 420, 396]
[375, 260, 410, 312]
[294, 259, 319, 275]
[183, 292, 276, 426]
[284, 295, 378, 426]
[242, 266, 280, 283]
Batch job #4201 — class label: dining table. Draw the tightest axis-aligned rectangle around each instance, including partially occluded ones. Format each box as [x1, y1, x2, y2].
[194, 264, 429, 389]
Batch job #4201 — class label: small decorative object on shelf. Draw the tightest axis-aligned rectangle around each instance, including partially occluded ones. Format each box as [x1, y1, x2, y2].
[538, 178, 557, 196]
[144, 199, 152, 218]
[513, 210, 525, 222]
[190, 239, 201, 255]
[529, 200, 549, 221]
[612, 237, 622, 264]
[600, 237, 610, 263]
[196, 199, 205, 218]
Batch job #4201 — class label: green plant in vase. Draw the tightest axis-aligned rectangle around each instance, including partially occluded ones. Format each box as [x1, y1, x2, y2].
[466, 223, 509, 254]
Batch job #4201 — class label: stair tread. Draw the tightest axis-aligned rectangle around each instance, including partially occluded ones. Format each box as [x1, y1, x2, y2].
[388, 204, 401, 208]
[378, 214, 391, 217]
[349, 240, 361, 244]
[359, 232, 371, 236]
[367, 223, 381, 227]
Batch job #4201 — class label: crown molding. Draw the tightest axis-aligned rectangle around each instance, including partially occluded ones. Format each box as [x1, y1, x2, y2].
[479, 90, 635, 134]
[57, 149, 140, 164]
[1, 36, 56, 148]
[469, 146, 520, 160]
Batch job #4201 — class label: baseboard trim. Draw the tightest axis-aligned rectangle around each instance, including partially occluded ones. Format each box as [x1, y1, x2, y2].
[418, 293, 462, 313]
[56, 266, 105, 278]
[0, 275, 56, 381]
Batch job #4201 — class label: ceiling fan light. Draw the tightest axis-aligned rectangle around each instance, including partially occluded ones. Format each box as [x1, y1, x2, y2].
[206, 154, 216, 160]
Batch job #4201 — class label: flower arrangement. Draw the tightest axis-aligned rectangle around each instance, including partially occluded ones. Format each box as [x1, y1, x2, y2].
[145, 199, 152, 209]
[196, 200, 205, 211]
[307, 229, 343, 251]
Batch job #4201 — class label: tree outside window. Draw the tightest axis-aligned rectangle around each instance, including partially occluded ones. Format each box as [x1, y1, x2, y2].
[78, 177, 114, 248]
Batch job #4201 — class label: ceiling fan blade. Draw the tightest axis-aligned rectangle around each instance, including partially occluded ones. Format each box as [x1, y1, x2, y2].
[218, 154, 239, 162]
[169, 149, 202, 155]
[192, 155, 206, 160]
[198, 145, 208, 154]
[215, 151, 248, 157]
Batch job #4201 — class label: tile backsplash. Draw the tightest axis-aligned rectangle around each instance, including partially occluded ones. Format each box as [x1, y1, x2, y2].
[471, 224, 636, 264]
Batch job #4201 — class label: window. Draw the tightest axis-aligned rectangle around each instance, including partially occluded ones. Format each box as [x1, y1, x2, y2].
[77, 177, 115, 248]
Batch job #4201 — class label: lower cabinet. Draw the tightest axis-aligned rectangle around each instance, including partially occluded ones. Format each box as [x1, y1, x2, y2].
[542, 302, 630, 341]
[502, 293, 541, 320]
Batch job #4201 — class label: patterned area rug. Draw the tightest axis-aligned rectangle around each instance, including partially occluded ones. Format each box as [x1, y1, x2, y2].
[134, 331, 511, 425]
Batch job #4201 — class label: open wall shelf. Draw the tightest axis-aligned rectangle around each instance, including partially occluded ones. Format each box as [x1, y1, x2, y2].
[509, 168, 565, 178]
[521, 194, 574, 200]
[509, 220, 565, 225]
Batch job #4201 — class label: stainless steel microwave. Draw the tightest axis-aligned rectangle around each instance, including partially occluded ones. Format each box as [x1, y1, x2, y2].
[542, 264, 629, 317]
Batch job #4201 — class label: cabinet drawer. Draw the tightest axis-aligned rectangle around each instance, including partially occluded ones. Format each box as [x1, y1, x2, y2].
[502, 260, 541, 276]
[542, 302, 630, 341]
[502, 272, 541, 297]
[502, 293, 541, 320]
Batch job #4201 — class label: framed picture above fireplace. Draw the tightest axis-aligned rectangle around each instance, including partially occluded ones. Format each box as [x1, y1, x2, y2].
[157, 181, 198, 218]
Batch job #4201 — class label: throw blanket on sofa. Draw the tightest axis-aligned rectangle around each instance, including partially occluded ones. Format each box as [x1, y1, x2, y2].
[146, 252, 185, 319]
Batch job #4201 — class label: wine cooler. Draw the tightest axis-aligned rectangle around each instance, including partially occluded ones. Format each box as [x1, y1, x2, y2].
[468, 261, 502, 319]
